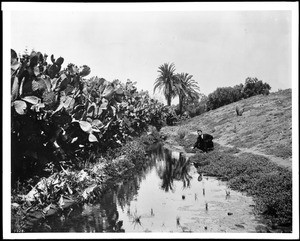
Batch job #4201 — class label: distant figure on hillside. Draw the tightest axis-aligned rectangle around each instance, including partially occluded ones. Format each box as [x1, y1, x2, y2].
[236, 106, 244, 116]
[193, 129, 214, 152]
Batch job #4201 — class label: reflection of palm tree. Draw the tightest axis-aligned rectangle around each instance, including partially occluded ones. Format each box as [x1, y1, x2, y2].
[161, 153, 176, 192]
[159, 149, 193, 192]
[175, 153, 192, 189]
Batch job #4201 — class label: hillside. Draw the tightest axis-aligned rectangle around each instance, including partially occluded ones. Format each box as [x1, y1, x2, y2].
[161, 89, 292, 169]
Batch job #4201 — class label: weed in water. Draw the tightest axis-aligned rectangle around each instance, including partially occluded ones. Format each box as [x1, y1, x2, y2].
[131, 214, 142, 228]
[150, 208, 154, 216]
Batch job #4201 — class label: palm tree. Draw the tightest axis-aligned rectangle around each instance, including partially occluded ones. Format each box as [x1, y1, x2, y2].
[175, 72, 200, 114]
[153, 63, 178, 106]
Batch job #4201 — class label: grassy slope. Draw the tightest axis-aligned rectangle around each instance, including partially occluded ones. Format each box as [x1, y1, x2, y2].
[162, 89, 292, 169]
[160, 89, 293, 229]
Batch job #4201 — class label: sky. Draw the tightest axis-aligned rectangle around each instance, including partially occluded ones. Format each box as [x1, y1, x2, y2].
[6, 3, 295, 104]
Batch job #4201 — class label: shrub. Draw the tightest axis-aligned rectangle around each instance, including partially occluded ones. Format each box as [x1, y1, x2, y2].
[10, 49, 168, 182]
[207, 86, 243, 110]
[139, 127, 163, 145]
[178, 95, 208, 118]
[177, 128, 188, 139]
[194, 151, 292, 227]
[252, 170, 292, 226]
[118, 140, 146, 166]
[236, 106, 244, 116]
[242, 77, 271, 98]
[206, 78, 271, 111]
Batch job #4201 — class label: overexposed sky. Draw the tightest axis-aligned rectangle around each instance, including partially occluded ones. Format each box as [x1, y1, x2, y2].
[7, 3, 294, 100]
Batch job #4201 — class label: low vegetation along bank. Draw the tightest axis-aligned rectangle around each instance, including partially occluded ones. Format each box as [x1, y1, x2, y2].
[161, 89, 293, 232]
[11, 132, 163, 233]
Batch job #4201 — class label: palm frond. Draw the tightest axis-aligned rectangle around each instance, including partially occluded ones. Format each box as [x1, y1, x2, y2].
[154, 63, 178, 105]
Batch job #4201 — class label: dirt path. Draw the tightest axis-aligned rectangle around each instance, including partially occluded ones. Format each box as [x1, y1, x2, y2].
[162, 128, 292, 170]
[214, 139, 292, 170]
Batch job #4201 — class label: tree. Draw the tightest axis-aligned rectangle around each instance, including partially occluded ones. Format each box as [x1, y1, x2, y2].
[206, 87, 240, 110]
[182, 94, 208, 117]
[175, 72, 200, 114]
[153, 63, 178, 106]
[206, 78, 272, 110]
[242, 77, 271, 98]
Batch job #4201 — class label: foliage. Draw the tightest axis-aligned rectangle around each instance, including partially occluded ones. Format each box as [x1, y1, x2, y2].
[153, 63, 202, 117]
[192, 150, 292, 227]
[179, 94, 208, 118]
[206, 85, 244, 111]
[164, 105, 179, 126]
[139, 126, 165, 146]
[175, 72, 200, 115]
[11, 164, 104, 232]
[10, 49, 169, 182]
[11, 136, 149, 232]
[118, 140, 146, 166]
[242, 77, 271, 98]
[153, 63, 178, 106]
[250, 171, 292, 225]
[206, 78, 271, 111]
[177, 128, 188, 140]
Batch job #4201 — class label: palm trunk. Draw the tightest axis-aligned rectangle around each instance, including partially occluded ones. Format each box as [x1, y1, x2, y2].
[167, 96, 171, 106]
[167, 82, 172, 106]
[179, 93, 184, 115]
[179, 97, 183, 115]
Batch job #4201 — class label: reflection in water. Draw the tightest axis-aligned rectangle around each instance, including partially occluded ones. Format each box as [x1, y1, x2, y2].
[62, 190, 124, 232]
[29, 143, 274, 233]
[34, 144, 194, 232]
[152, 145, 192, 192]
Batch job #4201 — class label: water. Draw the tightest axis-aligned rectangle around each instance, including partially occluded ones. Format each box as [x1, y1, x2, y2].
[31, 143, 269, 233]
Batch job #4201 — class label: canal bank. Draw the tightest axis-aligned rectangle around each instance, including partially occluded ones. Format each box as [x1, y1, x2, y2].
[11, 133, 162, 233]
[25, 143, 270, 233]
[11, 127, 292, 233]
[160, 126, 292, 233]
[15, 140, 289, 233]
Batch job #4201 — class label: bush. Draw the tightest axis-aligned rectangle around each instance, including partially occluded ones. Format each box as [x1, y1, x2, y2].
[194, 151, 292, 227]
[252, 171, 292, 226]
[177, 128, 188, 139]
[118, 140, 146, 166]
[10, 49, 168, 183]
[242, 77, 271, 98]
[207, 86, 242, 110]
[206, 78, 271, 111]
[178, 95, 208, 118]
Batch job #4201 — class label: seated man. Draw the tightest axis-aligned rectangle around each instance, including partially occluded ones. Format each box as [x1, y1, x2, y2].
[193, 129, 214, 152]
